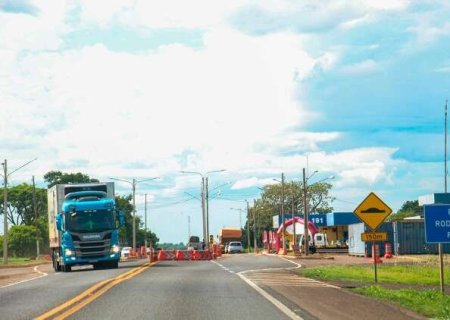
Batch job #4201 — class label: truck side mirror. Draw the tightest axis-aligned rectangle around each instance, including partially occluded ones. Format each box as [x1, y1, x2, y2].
[118, 210, 125, 227]
[56, 214, 63, 231]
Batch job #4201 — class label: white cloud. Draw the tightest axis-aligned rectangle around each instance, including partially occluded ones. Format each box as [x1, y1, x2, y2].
[339, 59, 378, 76]
[434, 66, 450, 73]
[78, 0, 243, 29]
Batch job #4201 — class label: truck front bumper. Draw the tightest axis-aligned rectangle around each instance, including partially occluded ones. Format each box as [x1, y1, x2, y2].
[64, 252, 120, 266]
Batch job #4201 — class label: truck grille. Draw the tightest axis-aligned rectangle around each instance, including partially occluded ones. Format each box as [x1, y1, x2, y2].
[71, 232, 112, 258]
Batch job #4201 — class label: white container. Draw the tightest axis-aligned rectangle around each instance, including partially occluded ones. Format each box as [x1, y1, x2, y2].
[348, 223, 366, 256]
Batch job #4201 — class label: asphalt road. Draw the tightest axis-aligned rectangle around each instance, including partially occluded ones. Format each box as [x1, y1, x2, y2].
[0, 254, 424, 320]
[0, 255, 296, 320]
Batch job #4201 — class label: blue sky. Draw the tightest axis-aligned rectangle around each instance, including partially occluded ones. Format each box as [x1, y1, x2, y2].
[1, 1, 449, 242]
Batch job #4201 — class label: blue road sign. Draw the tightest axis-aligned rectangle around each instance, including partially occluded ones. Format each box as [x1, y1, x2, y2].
[424, 204, 450, 244]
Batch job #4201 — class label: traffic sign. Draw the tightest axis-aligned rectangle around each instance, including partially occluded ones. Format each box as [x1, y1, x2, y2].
[361, 232, 387, 242]
[354, 192, 392, 230]
[424, 204, 450, 244]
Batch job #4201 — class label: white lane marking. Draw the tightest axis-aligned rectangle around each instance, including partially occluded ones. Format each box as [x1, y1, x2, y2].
[237, 273, 303, 320]
[0, 265, 49, 289]
[211, 260, 303, 320]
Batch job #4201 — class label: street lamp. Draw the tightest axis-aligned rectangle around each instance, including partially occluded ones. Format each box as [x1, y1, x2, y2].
[109, 176, 159, 251]
[302, 169, 334, 256]
[180, 169, 225, 246]
[1, 158, 37, 264]
[273, 173, 286, 255]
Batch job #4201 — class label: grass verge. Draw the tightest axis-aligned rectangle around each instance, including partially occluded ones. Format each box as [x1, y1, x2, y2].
[298, 264, 449, 285]
[0, 257, 50, 267]
[353, 286, 450, 319]
[297, 264, 450, 319]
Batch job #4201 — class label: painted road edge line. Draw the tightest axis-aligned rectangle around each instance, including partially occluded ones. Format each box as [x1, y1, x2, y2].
[35, 261, 157, 320]
[237, 272, 303, 320]
[210, 260, 302, 320]
[0, 265, 49, 289]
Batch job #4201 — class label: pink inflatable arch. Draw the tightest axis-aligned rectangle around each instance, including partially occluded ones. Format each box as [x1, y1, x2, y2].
[275, 217, 318, 252]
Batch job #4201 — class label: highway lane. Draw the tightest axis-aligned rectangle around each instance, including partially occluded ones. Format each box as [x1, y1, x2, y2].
[67, 255, 294, 320]
[0, 260, 146, 320]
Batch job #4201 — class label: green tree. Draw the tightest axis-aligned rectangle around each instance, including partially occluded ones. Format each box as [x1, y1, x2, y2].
[9, 225, 42, 257]
[43, 171, 99, 188]
[0, 183, 47, 226]
[248, 180, 334, 246]
[388, 200, 422, 221]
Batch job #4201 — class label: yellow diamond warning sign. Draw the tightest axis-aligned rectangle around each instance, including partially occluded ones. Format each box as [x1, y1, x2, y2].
[354, 192, 392, 230]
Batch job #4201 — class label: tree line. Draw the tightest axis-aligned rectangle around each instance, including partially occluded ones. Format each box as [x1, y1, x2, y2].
[0, 171, 159, 258]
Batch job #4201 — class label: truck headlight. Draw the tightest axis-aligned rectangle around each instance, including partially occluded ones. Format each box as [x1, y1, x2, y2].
[111, 245, 120, 254]
[64, 248, 74, 256]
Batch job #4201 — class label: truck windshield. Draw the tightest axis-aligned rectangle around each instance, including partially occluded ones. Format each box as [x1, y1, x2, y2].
[65, 209, 115, 233]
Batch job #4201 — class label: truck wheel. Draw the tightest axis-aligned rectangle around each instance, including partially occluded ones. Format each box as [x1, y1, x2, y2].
[62, 264, 71, 272]
[52, 250, 61, 272]
[112, 261, 119, 269]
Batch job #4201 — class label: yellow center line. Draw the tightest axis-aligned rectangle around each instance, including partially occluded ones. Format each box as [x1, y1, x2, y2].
[35, 262, 157, 320]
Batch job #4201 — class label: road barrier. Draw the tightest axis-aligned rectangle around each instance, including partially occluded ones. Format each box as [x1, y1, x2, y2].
[371, 244, 383, 264]
[176, 250, 193, 260]
[157, 250, 176, 261]
[384, 242, 393, 259]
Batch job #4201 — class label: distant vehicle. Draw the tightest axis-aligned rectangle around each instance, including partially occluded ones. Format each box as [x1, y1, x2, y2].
[219, 228, 242, 253]
[188, 236, 200, 250]
[121, 247, 132, 258]
[299, 233, 329, 253]
[227, 241, 243, 254]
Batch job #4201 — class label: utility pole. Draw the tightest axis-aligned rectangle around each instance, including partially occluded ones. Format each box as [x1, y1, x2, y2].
[246, 200, 251, 252]
[109, 176, 158, 251]
[440, 99, 448, 294]
[32, 176, 39, 257]
[2, 160, 8, 264]
[188, 215, 191, 240]
[144, 193, 148, 248]
[132, 179, 136, 250]
[303, 168, 309, 256]
[2, 158, 37, 264]
[201, 177, 206, 246]
[253, 199, 257, 252]
[292, 186, 296, 251]
[281, 173, 286, 254]
[205, 177, 210, 245]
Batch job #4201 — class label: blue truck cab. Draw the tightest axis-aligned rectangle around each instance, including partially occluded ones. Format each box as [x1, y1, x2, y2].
[48, 183, 124, 272]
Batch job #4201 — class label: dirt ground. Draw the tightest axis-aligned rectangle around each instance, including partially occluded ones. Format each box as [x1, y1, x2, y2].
[0, 262, 53, 288]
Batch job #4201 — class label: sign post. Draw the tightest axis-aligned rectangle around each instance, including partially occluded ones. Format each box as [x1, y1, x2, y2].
[424, 204, 450, 294]
[354, 192, 392, 283]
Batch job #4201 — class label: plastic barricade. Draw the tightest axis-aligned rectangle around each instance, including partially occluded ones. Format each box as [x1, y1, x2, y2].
[371, 244, 383, 263]
[158, 250, 167, 261]
[191, 250, 201, 260]
[384, 242, 393, 259]
[175, 250, 193, 260]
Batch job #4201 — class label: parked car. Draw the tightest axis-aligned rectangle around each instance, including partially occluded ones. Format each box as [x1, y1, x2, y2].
[227, 241, 243, 254]
[121, 246, 132, 258]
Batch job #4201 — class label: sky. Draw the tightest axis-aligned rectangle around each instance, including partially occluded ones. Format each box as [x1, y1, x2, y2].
[1, 0, 450, 243]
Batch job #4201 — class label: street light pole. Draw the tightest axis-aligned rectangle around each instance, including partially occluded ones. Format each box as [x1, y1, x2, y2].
[246, 200, 251, 252]
[32, 176, 39, 257]
[109, 176, 158, 251]
[2, 160, 7, 264]
[253, 199, 257, 252]
[303, 168, 309, 256]
[144, 193, 148, 248]
[2, 158, 37, 264]
[180, 170, 225, 247]
[281, 173, 286, 255]
[201, 176, 206, 246]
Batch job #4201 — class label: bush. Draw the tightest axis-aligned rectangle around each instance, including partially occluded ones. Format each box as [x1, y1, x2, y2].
[9, 225, 42, 258]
